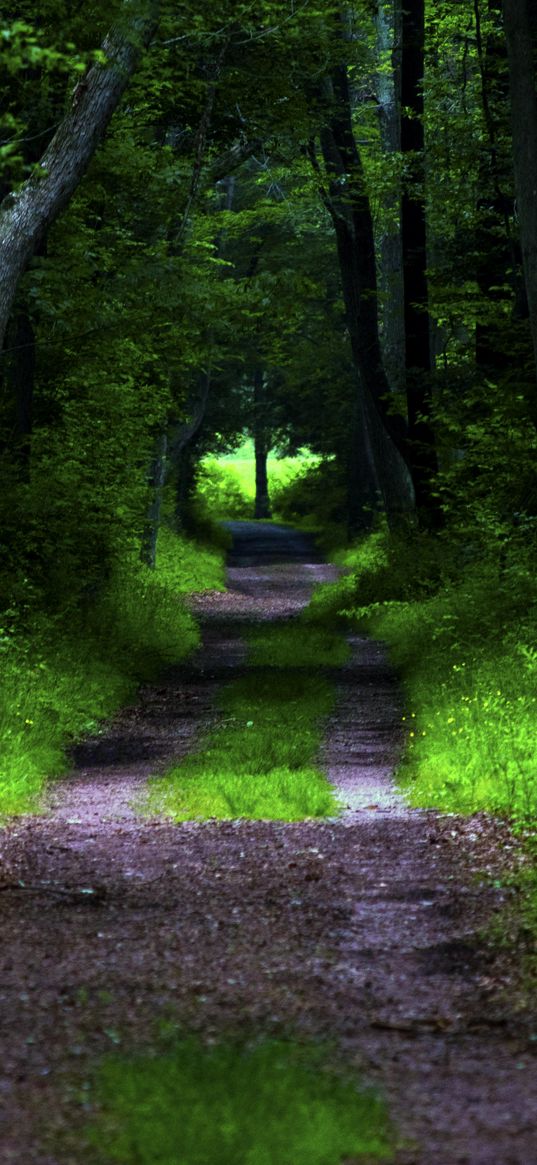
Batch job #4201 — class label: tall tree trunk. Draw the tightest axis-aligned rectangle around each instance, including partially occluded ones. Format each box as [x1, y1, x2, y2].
[170, 367, 212, 529]
[376, 0, 405, 390]
[253, 369, 271, 519]
[0, 0, 159, 352]
[400, 0, 441, 525]
[503, 0, 537, 415]
[314, 69, 414, 528]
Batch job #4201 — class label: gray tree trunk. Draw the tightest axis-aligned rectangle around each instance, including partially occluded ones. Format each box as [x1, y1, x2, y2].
[503, 0, 537, 415]
[0, 0, 159, 352]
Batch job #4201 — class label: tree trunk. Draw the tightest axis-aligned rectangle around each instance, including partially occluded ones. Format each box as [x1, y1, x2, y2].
[0, 0, 158, 352]
[503, 0, 537, 412]
[376, 0, 405, 390]
[401, 0, 441, 524]
[315, 69, 414, 527]
[253, 369, 272, 519]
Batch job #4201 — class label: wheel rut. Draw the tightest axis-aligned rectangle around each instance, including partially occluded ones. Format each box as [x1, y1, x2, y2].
[0, 521, 534, 1164]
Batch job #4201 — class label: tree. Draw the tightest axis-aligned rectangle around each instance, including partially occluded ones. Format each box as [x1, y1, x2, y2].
[400, 0, 440, 523]
[0, 0, 158, 351]
[503, 0, 537, 414]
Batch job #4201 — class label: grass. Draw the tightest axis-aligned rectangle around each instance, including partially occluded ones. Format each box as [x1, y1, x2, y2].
[307, 531, 537, 827]
[86, 1036, 394, 1164]
[147, 620, 347, 821]
[0, 529, 226, 817]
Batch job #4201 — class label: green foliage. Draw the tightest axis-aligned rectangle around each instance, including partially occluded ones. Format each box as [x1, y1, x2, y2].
[270, 459, 348, 537]
[87, 1036, 393, 1165]
[0, 530, 224, 816]
[309, 531, 537, 826]
[195, 459, 252, 521]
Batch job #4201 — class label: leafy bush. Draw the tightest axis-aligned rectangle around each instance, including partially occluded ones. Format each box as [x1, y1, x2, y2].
[194, 459, 252, 521]
[270, 458, 347, 538]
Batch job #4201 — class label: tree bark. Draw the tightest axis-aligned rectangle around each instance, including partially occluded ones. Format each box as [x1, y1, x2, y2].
[503, 0, 537, 410]
[315, 69, 414, 528]
[0, 0, 159, 352]
[253, 369, 272, 519]
[401, 0, 441, 524]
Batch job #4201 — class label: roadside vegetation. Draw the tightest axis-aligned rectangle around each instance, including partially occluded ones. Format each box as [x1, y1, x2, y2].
[195, 441, 320, 524]
[305, 527, 537, 827]
[0, 527, 225, 817]
[86, 1035, 393, 1165]
[147, 623, 347, 822]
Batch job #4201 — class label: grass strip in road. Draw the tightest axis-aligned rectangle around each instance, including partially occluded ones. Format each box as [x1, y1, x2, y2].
[86, 1036, 393, 1164]
[147, 623, 347, 821]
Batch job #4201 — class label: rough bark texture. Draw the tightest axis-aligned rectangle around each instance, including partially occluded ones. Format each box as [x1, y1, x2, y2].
[0, 1, 159, 352]
[503, 0, 537, 405]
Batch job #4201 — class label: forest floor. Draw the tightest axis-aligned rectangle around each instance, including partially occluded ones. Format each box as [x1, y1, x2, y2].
[0, 521, 536, 1164]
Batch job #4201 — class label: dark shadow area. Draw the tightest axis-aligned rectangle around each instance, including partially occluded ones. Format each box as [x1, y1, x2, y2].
[223, 520, 323, 565]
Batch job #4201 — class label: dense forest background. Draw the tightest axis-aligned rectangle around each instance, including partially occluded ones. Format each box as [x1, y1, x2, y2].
[0, 0, 536, 827]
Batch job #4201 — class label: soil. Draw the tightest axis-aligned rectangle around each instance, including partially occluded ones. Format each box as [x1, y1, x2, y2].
[0, 520, 535, 1165]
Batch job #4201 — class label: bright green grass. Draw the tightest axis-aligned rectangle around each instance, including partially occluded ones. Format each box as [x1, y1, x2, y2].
[197, 442, 320, 520]
[147, 668, 340, 821]
[0, 530, 225, 817]
[308, 532, 537, 826]
[87, 1037, 393, 1165]
[373, 599, 537, 824]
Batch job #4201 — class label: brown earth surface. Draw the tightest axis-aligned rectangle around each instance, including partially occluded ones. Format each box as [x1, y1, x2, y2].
[0, 521, 535, 1164]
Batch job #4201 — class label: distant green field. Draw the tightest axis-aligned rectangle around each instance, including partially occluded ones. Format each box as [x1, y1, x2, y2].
[197, 440, 319, 520]
[220, 441, 318, 495]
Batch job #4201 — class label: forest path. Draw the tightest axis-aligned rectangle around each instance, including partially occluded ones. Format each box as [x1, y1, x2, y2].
[0, 521, 535, 1164]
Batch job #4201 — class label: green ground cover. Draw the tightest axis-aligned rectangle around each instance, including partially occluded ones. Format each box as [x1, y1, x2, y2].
[0, 529, 225, 817]
[307, 531, 537, 827]
[86, 1037, 393, 1165]
[147, 623, 347, 821]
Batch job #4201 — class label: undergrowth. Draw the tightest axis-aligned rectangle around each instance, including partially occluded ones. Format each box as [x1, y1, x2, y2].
[86, 1036, 393, 1164]
[195, 441, 320, 523]
[0, 529, 225, 817]
[147, 622, 346, 821]
[307, 529, 537, 827]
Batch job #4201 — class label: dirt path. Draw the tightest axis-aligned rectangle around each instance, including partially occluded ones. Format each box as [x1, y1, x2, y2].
[0, 522, 535, 1164]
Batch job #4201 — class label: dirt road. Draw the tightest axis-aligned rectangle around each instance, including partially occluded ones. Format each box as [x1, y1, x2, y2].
[0, 522, 535, 1164]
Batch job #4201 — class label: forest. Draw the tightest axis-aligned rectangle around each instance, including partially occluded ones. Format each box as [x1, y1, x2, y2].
[1, 1, 537, 1162]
